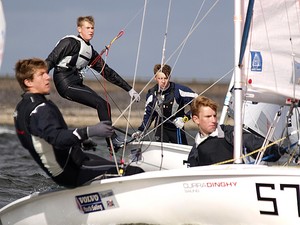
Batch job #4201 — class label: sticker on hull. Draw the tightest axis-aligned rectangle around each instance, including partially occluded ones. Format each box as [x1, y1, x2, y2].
[75, 190, 119, 214]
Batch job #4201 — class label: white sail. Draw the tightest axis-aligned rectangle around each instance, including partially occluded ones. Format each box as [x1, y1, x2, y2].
[243, 0, 300, 105]
[229, 0, 300, 153]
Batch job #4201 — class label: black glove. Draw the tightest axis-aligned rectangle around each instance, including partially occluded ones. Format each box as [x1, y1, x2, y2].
[87, 121, 114, 138]
[81, 139, 97, 151]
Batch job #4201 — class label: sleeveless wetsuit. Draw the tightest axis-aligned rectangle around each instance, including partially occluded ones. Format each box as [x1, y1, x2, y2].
[46, 35, 132, 122]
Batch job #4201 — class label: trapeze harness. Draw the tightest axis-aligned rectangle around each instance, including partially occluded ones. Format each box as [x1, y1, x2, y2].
[53, 35, 93, 93]
[57, 35, 92, 71]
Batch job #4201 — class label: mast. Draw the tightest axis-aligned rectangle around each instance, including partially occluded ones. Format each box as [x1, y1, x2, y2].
[233, 0, 244, 163]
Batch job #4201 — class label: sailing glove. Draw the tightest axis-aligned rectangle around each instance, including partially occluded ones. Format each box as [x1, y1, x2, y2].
[81, 138, 97, 151]
[73, 121, 113, 141]
[174, 116, 189, 129]
[87, 121, 114, 138]
[128, 88, 140, 102]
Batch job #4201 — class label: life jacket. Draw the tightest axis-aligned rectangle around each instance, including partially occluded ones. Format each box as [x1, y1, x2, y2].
[187, 134, 233, 167]
[149, 82, 180, 121]
[186, 144, 199, 167]
[57, 35, 92, 70]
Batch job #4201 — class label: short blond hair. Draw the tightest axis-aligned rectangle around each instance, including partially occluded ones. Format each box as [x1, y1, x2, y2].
[77, 16, 94, 27]
[191, 95, 218, 116]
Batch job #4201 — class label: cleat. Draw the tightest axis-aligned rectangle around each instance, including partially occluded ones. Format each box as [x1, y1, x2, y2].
[108, 135, 135, 151]
[111, 136, 126, 150]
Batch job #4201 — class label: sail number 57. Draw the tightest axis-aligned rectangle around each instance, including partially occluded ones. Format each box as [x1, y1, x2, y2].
[256, 183, 300, 217]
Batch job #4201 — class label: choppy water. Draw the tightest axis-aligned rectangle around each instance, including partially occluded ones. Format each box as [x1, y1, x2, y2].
[0, 125, 133, 209]
[0, 125, 117, 208]
[0, 125, 58, 208]
[0, 125, 197, 209]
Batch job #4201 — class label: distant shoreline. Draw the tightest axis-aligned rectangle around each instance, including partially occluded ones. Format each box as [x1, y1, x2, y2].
[0, 77, 229, 127]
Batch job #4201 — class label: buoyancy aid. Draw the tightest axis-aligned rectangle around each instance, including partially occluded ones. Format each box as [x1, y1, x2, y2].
[187, 136, 234, 167]
[149, 82, 180, 120]
[57, 35, 92, 70]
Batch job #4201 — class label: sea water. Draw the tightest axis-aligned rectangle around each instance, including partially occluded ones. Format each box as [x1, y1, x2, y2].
[0, 125, 197, 208]
[0, 125, 57, 208]
[0, 125, 117, 208]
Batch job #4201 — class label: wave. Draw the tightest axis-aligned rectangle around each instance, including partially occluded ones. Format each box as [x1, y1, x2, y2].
[0, 173, 58, 208]
[0, 125, 15, 134]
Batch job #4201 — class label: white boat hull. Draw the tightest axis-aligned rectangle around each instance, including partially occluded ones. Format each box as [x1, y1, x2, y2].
[124, 141, 191, 171]
[1, 164, 300, 225]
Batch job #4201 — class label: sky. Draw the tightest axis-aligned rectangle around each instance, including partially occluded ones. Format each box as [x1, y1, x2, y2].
[1, 0, 234, 82]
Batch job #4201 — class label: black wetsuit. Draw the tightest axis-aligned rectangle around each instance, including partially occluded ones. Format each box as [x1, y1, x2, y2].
[14, 93, 143, 188]
[187, 125, 283, 167]
[46, 35, 132, 121]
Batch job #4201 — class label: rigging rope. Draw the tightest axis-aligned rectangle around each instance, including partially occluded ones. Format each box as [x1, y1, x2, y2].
[110, 0, 229, 146]
[142, 68, 233, 139]
[84, 0, 228, 170]
[87, 30, 125, 122]
[120, 0, 149, 161]
[93, 0, 223, 131]
[135, 0, 223, 141]
[156, 0, 173, 155]
[89, 30, 124, 69]
[172, 0, 206, 72]
[160, 0, 172, 66]
[85, 3, 152, 133]
[164, 0, 220, 72]
[283, 0, 298, 101]
[214, 128, 300, 165]
[85, 18, 138, 174]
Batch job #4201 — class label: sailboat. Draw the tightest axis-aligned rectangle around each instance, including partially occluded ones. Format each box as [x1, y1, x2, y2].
[1, 0, 300, 224]
[123, 0, 300, 170]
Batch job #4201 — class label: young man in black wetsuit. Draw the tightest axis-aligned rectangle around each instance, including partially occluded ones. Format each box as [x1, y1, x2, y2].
[14, 58, 144, 188]
[132, 64, 198, 145]
[187, 95, 284, 166]
[45, 16, 140, 150]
